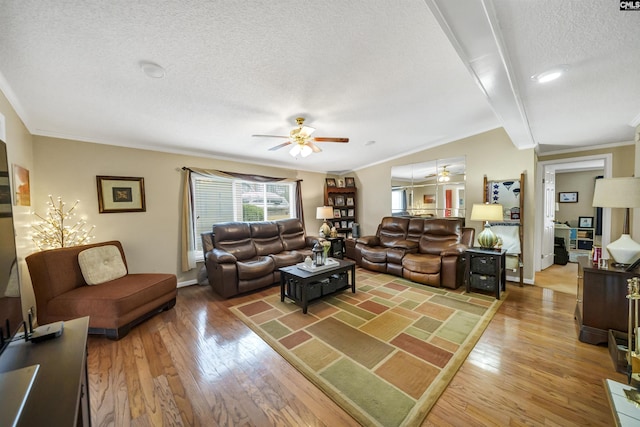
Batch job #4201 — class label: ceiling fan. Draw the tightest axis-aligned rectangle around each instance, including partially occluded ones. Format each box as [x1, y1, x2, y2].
[438, 166, 451, 182]
[252, 117, 349, 157]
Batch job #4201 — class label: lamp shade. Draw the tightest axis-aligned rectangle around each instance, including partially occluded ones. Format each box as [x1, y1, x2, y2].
[470, 203, 503, 249]
[592, 177, 640, 265]
[316, 206, 334, 220]
[592, 177, 640, 208]
[470, 203, 504, 222]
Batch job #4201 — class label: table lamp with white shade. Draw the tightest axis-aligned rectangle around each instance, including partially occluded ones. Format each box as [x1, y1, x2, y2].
[316, 206, 334, 237]
[592, 177, 640, 266]
[470, 203, 504, 249]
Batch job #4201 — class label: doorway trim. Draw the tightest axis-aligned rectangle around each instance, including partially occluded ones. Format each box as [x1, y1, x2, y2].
[534, 153, 612, 272]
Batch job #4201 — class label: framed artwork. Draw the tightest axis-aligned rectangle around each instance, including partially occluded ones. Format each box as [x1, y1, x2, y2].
[347, 208, 355, 217]
[334, 221, 341, 228]
[579, 216, 594, 228]
[13, 164, 30, 206]
[337, 179, 345, 188]
[345, 177, 355, 187]
[346, 197, 354, 206]
[341, 220, 348, 228]
[423, 194, 435, 204]
[558, 192, 578, 203]
[333, 209, 341, 218]
[326, 178, 336, 187]
[0, 171, 11, 217]
[97, 176, 146, 213]
[327, 196, 334, 206]
[334, 195, 345, 206]
[341, 209, 347, 217]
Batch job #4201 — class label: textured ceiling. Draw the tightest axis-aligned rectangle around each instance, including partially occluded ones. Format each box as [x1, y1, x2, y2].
[0, 1, 638, 174]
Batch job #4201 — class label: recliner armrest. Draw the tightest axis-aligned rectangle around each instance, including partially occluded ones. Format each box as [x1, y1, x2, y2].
[211, 248, 237, 263]
[440, 243, 468, 257]
[356, 235, 380, 246]
[305, 235, 320, 247]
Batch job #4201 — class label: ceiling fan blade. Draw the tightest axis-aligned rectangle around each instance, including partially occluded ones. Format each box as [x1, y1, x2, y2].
[313, 137, 349, 143]
[252, 134, 289, 139]
[268, 141, 292, 151]
[307, 142, 322, 153]
[300, 126, 316, 137]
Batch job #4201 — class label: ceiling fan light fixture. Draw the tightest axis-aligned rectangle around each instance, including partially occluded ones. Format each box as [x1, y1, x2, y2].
[300, 144, 313, 157]
[289, 144, 301, 157]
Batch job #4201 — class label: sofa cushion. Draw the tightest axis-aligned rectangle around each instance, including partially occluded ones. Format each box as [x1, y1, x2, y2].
[269, 251, 302, 268]
[251, 222, 285, 255]
[46, 273, 176, 328]
[402, 253, 441, 274]
[78, 245, 128, 285]
[213, 222, 257, 261]
[278, 218, 307, 250]
[378, 217, 409, 247]
[360, 246, 387, 263]
[237, 257, 275, 280]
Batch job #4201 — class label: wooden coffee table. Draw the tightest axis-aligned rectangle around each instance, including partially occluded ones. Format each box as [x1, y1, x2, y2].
[280, 258, 356, 313]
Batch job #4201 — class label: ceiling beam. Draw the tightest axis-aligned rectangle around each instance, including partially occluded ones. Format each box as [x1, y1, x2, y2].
[424, 0, 536, 150]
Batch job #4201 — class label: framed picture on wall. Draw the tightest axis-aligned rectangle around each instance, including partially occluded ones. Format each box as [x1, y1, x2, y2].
[579, 216, 593, 228]
[97, 176, 146, 213]
[558, 191, 578, 203]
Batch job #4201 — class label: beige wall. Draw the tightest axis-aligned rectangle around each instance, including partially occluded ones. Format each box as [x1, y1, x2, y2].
[0, 90, 36, 319]
[351, 128, 536, 282]
[32, 136, 329, 285]
[555, 170, 602, 227]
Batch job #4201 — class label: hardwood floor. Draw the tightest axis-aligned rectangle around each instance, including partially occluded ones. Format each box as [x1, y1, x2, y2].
[87, 273, 623, 426]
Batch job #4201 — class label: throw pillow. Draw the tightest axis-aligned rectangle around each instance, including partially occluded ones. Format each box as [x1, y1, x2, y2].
[78, 245, 127, 285]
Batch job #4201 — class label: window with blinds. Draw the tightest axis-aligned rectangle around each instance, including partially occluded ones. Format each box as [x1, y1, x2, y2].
[192, 175, 296, 255]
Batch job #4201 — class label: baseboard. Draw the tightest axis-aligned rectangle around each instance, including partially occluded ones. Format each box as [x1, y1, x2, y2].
[177, 279, 198, 288]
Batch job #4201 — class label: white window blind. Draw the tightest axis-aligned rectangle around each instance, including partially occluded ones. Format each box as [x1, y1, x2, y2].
[193, 175, 295, 255]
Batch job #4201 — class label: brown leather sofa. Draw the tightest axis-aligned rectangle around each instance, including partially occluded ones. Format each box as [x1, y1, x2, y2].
[201, 218, 318, 298]
[25, 240, 177, 339]
[355, 217, 474, 289]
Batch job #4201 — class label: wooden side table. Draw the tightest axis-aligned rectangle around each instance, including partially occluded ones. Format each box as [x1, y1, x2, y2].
[465, 247, 507, 299]
[326, 237, 344, 259]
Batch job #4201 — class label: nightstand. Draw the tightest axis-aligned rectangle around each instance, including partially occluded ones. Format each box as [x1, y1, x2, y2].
[326, 237, 344, 259]
[465, 247, 507, 299]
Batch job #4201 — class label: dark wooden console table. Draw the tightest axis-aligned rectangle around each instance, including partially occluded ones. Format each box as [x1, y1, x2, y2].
[576, 257, 639, 345]
[0, 316, 91, 426]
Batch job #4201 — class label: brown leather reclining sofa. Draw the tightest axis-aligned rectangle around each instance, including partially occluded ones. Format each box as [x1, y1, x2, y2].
[201, 218, 318, 298]
[355, 217, 474, 289]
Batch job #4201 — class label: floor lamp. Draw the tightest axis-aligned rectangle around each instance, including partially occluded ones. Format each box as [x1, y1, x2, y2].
[592, 177, 640, 266]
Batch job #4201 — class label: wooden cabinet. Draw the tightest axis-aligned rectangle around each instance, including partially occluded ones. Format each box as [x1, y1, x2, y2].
[325, 186, 357, 238]
[326, 237, 344, 259]
[0, 317, 91, 426]
[465, 247, 507, 299]
[576, 257, 638, 345]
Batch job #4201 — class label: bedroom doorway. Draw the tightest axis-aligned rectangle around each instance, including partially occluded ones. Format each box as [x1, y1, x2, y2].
[534, 154, 612, 273]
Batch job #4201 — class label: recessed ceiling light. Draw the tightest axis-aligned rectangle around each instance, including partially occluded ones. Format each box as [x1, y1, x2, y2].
[530, 65, 568, 84]
[140, 61, 165, 79]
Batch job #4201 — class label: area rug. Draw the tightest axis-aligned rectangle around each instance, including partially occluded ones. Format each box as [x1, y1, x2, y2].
[230, 269, 506, 427]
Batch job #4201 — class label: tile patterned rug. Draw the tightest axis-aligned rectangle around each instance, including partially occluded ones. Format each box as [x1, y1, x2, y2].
[230, 269, 506, 427]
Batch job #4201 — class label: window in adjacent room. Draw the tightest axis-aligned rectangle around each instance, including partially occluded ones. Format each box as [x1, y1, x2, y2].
[192, 175, 296, 255]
